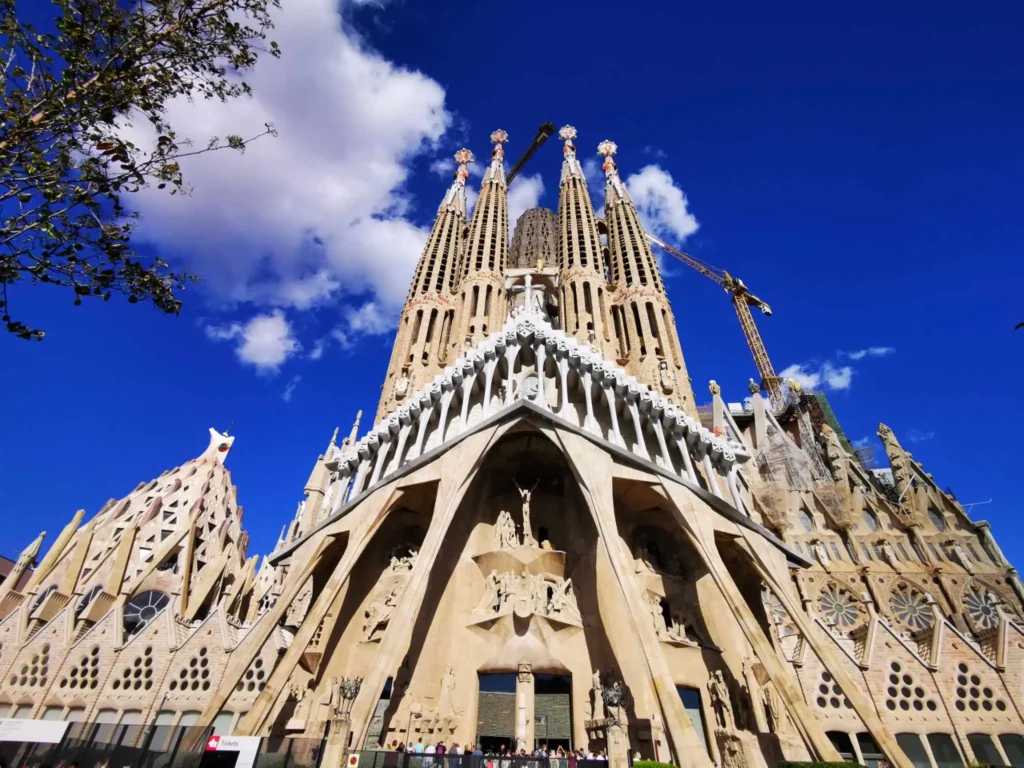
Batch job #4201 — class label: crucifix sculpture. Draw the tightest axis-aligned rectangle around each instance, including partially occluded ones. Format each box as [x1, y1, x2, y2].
[514, 478, 540, 548]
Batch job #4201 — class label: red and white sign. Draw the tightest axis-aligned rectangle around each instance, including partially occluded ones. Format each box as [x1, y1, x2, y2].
[348, 754, 360, 768]
[204, 734, 261, 768]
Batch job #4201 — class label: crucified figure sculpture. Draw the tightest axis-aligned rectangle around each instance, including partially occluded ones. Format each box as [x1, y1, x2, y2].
[514, 478, 540, 548]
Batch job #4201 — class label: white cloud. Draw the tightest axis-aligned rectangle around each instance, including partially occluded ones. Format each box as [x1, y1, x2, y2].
[907, 429, 935, 444]
[625, 165, 699, 243]
[331, 300, 396, 350]
[430, 157, 454, 177]
[779, 364, 822, 391]
[643, 145, 668, 159]
[507, 173, 544, 236]
[845, 346, 896, 361]
[308, 337, 327, 360]
[124, 0, 451, 319]
[779, 361, 854, 392]
[205, 310, 300, 373]
[281, 375, 302, 402]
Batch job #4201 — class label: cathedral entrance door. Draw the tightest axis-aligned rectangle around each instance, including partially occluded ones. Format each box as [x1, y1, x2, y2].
[533, 675, 572, 751]
[477, 674, 516, 752]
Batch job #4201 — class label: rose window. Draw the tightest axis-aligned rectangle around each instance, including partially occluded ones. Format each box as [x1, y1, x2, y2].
[964, 589, 998, 630]
[123, 590, 170, 636]
[817, 583, 862, 629]
[890, 587, 933, 631]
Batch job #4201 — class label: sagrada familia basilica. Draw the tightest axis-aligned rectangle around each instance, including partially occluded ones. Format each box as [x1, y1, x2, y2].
[2, 127, 1023, 768]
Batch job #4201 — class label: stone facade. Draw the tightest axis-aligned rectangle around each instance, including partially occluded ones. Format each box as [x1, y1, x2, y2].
[509, 207, 556, 271]
[3, 126, 1023, 768]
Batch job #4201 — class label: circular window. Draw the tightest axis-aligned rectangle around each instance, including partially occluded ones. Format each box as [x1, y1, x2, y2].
[122, 591, 170, 636]
[817, 583, 863, 629]
[891, 587, 934, 631]
[964, 589, 998, 630]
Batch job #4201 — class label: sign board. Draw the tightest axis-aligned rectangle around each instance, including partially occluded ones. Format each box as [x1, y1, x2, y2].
[0, 718, 70, 744]
[205, 734, 262, 768]
[348, 754, 360, 768]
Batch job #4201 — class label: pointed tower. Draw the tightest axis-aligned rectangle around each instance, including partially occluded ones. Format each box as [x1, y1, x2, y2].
[451, 130, 510, 353]
[599, 139, 695, 411]
[555, 126, 613, 355]
[378, 150, 474, 421]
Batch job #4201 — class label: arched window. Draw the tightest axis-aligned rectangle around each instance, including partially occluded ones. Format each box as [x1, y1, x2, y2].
[797, 508, 815, 532]
[75, 585, 104, 620]
[861, 509, 878, 532]
[927, 508, 946, 532]
[123, 590, 170, 636]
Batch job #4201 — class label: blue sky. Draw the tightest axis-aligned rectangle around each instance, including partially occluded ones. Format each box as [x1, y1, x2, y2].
[3, 0, 1022, 565]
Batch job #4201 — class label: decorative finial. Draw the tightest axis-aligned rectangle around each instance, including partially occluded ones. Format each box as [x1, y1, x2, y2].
[329, 427, 339, 447]
[490, 129, 508, 146]
[223, 421, 234, 436]
[788, 378, 803, 393]
[454, 148, 473, 184]
[748, 378, 760, 395]
[597, 140, 618, 158]
[709, 380, 721, 396]
[559, 125, 577, 142]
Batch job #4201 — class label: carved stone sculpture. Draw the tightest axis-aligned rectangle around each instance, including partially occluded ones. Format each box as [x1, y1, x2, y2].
[362, 585, 400, 642]
[659, 360, 675, 394]
[438, 666, 465, 720]
[880, 540, 900, 570]
[707, 670, 734, 730]
[493, 510, 519, 550]
[514, 479, 539, 547]
[811, 540, 830, 567]
[475, 569, 501, 613]
[591, 669, 605, 720]
[647, 592, 668, 635]
[950, 541, 975, 574]
[548, 578, 581, 623]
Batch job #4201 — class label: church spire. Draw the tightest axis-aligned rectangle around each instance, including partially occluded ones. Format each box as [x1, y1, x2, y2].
[452, 130, 511, 353]
[377, 151, 474, 421]
[556, 126, 611, 353]
[599, 139, 695, 412]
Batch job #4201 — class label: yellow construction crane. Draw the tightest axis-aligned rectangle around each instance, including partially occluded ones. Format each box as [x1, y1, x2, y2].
[646, 233, 785, 409]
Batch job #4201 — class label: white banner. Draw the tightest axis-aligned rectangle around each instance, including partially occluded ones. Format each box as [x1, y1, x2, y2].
[205, 734, 262, 768]
[0, 719, 70, 744]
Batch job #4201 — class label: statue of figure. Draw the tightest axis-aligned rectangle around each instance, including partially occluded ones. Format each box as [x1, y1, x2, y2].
[514, 479, 540, 548]
[548, 578, 581, 624]
[950, 541, 975, 574]
[659, 360, 675, 394]
[811, 539, 830, 567]
[647, 593, 668, 636]
[820, 423, 849, 488]
[531, 574, 547, 614]
[475, 570, 501, 613]
[878, 423, 913, 498]
[493, 510, 519, 550]
[591, 669, 605, 720]
[707, 670, 733, 730]
[763, 683, 781, 734]
[362, 585, 400, 641]
[498, 571, 517, 610]
[666, 611, 692, 644]
[880, 540, 900, 570]
[394, 372, 410, 401]
[438, 666, 465, 720]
